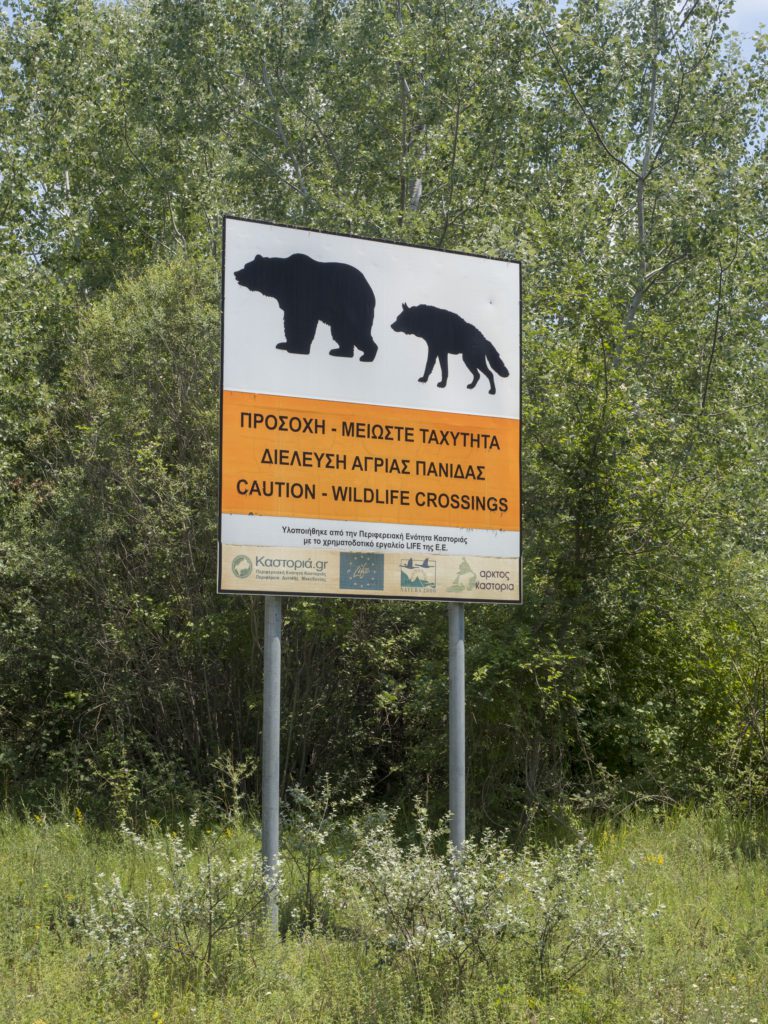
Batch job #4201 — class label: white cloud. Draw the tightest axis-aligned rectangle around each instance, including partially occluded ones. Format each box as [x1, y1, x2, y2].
[729, 0, 766, 37]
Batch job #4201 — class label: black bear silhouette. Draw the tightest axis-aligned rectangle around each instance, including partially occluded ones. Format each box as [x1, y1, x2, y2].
[391, 303, 508, 394]
[235, 253, 378, 362]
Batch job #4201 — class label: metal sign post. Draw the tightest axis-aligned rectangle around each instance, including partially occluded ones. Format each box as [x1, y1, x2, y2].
[448, 603, 466, 852]
[262, 595, 282, 929]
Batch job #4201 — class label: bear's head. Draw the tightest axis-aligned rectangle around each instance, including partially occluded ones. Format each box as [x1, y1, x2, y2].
[234, 255, 279, 297]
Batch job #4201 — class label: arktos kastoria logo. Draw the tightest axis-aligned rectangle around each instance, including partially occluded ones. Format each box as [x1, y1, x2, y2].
[446, 557, 477, 593]
[340, 553, 384, 591]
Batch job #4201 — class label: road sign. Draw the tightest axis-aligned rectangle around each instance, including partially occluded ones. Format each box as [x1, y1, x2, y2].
[219, 217, 521, 603]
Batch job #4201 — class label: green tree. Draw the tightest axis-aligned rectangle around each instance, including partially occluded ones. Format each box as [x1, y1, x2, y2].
[0, 0, 765, 822]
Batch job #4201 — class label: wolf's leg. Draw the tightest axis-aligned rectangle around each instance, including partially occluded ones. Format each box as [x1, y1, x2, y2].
[419, 349, 437, 383]
[278, 309, 317, 354]
[478, 357, 496, 395]
[437, 352, 448, 388]
[462, 353, 481, 390]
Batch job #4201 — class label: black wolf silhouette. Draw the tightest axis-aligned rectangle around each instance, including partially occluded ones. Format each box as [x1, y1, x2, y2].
[234, 253, 377, 362]
[391, 303, 508, 394]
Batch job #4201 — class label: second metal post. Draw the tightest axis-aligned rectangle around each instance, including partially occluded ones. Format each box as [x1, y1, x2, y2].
[448, 602, 466, 852]
[262, 595, 282, 930]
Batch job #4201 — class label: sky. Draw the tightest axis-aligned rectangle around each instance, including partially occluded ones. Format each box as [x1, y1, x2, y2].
[1, 1, 766, 45]
[728, 0, 767, 55]
[730, 0, 766, 35]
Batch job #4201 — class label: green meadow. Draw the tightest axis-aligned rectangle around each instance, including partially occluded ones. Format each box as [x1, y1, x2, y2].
[2, 805, 766, 1024]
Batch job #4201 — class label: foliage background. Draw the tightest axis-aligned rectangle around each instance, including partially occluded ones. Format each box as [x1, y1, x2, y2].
[1, 0, 766, 827]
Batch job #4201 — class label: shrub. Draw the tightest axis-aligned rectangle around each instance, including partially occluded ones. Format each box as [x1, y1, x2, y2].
[325, 806, 645, 1005]
[84, 825, 270, 997]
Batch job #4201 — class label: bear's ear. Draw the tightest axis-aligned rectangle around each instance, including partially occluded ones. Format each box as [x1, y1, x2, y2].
[402, 302, 409, 310]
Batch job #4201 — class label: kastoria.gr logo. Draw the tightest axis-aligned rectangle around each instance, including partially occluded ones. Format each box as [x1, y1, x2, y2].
[231, 554, 253, 579]
[254, 556, 328, 574]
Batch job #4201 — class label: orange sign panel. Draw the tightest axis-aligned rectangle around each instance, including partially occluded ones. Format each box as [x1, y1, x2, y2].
[222, 391, 520, 532]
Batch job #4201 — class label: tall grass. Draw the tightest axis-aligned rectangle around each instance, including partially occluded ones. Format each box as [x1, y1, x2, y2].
[1, 803, 766, 1023]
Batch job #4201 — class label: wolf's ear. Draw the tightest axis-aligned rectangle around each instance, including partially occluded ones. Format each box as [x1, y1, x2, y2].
[402, 302, 409, 310]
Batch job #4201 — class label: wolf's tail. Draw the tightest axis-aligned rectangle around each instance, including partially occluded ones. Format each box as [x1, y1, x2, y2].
[485, 342, 509, 378]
